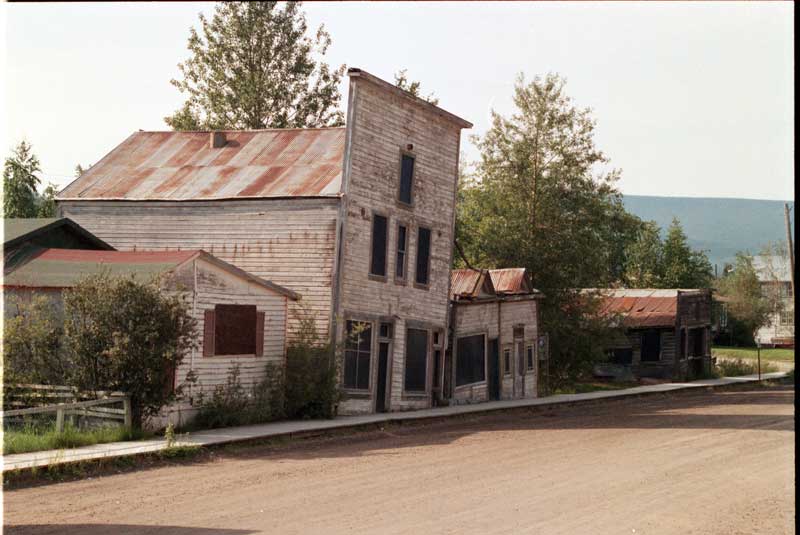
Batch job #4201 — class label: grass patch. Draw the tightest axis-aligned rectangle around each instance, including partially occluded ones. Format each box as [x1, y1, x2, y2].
[712, 346, 794, 362]
[715, 358, 779, 377]
[553, 381, 640, 395]
[3, 422, 149, 455]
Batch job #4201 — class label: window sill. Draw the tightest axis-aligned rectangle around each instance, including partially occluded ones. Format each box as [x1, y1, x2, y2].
[207, 353, 257, 358]
[342, 389, 371, 399]
[413, 283, 430, 291]
[402, 391, 428, 399]
[368, 274, 388, 283]
[396, 200, 414, 211]
[454, 380, 486, 391]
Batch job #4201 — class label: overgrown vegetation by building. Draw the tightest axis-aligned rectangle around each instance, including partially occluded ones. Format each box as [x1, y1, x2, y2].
[3, 422, 147, 455]
[3, 273, 198, 428]
[715, 358, 778, 377]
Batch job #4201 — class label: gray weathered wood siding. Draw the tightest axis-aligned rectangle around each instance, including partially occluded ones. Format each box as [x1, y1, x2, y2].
[179, 258, 287, 397]
[451, 297, 539, 404]
[335, 75, 463, 414]
[58, 198, 338, 339]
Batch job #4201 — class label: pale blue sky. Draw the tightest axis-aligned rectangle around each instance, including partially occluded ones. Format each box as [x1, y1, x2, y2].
[2, 2, 794, 200]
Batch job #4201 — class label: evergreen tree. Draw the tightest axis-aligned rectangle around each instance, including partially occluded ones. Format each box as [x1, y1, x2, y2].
[166, 2, 345, 130]
[3, 141, 42, 218]
[661, 218, 713, 288]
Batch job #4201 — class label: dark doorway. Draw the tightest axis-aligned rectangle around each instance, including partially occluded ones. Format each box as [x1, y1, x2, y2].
[488, 338, 500, 400]
[376, 342, 390, 413]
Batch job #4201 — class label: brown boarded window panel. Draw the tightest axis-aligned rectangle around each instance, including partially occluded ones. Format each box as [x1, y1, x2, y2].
[370, 214, 388, 277]
[405, 328, 428, 392]
[396, 225, 407, 279]
[214, 304, 257, 355]
[399, 154, 414, 204]
[641, 330, 661, 362]
[456, 334, 486, 387]
[255, 311, 265, 357]
[203, 310, 215, 357]
[415, 227, 431, 285]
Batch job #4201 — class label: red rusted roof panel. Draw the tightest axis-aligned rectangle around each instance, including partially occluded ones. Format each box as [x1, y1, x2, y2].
[450, 269, 484, 298]
[594, 289, 679, 328]
[489, 268, 529, 294]
[59, 128, 346, 200]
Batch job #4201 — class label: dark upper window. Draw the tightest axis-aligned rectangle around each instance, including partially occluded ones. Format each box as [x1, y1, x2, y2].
[399, 154, 415, 205]
[415, 227, 431, 286]
[396, 224, 408, 280]
[344, 321, 372, 390]
[513, 325, 524, 339]
[370, 214, 388, 277]
[640, 330, 661, 362]
[379, 322, 393, 339]
[213, 304, 257, 355]
[456, 334, 486, 387]
[526, 346, 535, 370]
[503, 349, 511, 375]
[405, 328, 428, 392]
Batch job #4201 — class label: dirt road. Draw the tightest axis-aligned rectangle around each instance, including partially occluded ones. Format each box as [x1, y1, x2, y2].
[4, 385, 794, 535]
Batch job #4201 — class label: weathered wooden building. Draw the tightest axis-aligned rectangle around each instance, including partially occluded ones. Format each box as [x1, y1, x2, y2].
[595, 289, 713, 380]
[752, 255, 794, 348]
[56, 68, 472, 415]
[447, 268, 543, 404]
[2, 247, 298, 426]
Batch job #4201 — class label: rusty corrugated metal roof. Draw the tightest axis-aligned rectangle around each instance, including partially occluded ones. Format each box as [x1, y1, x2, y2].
[594, 289, 679, 329]
[450, 269, 490, 298]
[58, 128, 346, 200]
[489, 268, 530, 295]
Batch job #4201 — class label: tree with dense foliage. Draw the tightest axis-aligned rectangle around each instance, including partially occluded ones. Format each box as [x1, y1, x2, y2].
[63, 274, 198, 426]
[2, 141, 58, 218]
[3, 295, 71, 386]
[623, 217, 713, 289]
[394, 69, 439, 105]
[716, 252, 772, 344]
[165, 1, 345, 130]
[4, 141, 41, 218]
[455, 73, 638, 386]
[660, 218, 713, 288]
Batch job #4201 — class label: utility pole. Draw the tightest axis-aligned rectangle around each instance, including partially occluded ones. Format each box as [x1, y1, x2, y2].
[785, 203, 795, 299]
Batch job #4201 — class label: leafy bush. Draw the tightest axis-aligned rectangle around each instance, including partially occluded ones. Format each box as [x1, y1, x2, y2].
[283, 311, 341, 420]
[715, 358, 777, 377]
[193, 363, 284, 429]
[62, 272, 197, 427]
[3, 294, 71, 385]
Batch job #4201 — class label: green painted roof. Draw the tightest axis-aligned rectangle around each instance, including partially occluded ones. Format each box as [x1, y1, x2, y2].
[3, 218, 62, 244]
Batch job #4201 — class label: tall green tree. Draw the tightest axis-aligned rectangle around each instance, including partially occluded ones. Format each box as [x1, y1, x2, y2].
[166, 1, 345, 130]
[3, 141, 42, 218]
[394, 69, 439, 105]
[717, 252, 772, 343]
[661, 218, 713, 288]
[456, 73, 638, 386]
[623, 220, 664, 287]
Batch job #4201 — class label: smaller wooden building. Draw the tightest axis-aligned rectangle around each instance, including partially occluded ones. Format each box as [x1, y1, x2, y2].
[594, 289, 713, 380]
[446, 268, 543, 404]
[3, 248, 298, 426]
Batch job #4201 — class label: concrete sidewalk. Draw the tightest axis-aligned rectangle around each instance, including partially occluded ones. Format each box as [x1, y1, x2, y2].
[2, 372, 788, 473]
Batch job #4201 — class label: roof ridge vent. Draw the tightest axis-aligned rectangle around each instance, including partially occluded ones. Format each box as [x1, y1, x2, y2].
[210, 131, 227, 148]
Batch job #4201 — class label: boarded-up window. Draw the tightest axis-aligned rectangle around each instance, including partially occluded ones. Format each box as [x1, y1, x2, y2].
[399, 154, 415, 205]
[415, 227, 431, 285]
[344, 321, 372, 390]
[370, 214, 388, 277]
[405, 328, 428, 392]
[640, 330, 661, 362]
[214, 304, 257, 355]
[456, 334, 486, 387]
[396, 224, 408, 280]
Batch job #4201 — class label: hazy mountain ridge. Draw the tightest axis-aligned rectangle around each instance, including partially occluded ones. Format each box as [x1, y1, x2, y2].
[621, 195, 794, 271]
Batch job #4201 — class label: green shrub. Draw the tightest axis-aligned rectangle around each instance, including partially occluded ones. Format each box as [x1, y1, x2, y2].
[193, 363, 284, 429]
[715, 358, 777, 377]
[3, 422, 146, 455]
[283, 312, 341, 420]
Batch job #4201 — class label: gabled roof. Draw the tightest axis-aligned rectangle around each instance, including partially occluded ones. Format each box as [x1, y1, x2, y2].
[3, 248, 299, 300]
[57, 128, 346, 201]
[451, 267, 541, 301]
[451, 269, 495, 299]
[489, 268, 531, 295]
[3, 218, 113, 251]
[752, 255, 792, 283]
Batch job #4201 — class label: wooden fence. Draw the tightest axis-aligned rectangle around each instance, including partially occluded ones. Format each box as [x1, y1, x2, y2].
[2, 384, 131, 432]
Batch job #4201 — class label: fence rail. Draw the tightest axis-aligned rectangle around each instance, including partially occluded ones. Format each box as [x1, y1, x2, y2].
[2, 392, 131, 432]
